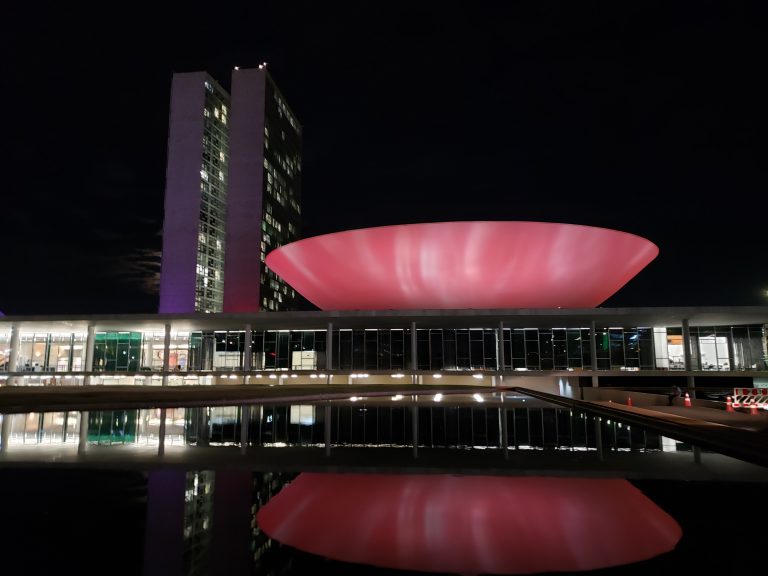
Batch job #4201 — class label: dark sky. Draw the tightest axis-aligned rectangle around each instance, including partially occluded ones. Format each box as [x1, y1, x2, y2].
[4, 1, 767, 315]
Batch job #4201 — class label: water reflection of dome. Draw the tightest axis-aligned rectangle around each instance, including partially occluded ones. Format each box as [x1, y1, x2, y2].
[257, 473, 682, 574]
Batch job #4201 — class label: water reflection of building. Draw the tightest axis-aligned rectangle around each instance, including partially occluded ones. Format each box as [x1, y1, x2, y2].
[183, 471, 215, 576]
[142, 469, 293, 576]
[252, 472, 295, 570]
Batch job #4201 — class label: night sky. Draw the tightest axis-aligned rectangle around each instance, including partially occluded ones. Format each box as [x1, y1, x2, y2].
[5, 1, 767, 315]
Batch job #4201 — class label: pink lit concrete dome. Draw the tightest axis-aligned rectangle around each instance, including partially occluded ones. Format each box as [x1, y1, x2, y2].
[265, 221, 659, 310]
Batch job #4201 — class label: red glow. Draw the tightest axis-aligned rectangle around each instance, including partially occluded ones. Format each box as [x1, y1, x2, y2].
[257, 473, 681, 574]
[265, 221, 658, 310]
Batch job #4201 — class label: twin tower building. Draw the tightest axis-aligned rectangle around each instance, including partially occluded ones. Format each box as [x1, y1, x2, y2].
[159, 66, 302, 314]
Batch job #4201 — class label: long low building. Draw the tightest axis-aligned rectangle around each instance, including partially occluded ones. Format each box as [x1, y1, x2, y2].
[1, 306, 766, 393]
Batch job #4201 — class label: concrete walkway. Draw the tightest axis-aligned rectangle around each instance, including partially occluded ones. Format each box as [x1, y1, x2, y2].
[592, 402, 768, 433]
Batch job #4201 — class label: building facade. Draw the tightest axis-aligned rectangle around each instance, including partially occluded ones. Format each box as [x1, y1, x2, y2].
[159, 67, 301, 314]
[1, 307, 766, 388]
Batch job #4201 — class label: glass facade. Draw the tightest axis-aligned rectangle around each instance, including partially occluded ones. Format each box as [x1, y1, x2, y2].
[174, 71, 301, 313]
[0, 329, 10, 370]
[260, 77, 301, 311]
[3, 332, 86, 373]
[196, 80, 230, 313]
[0, 318, 765, 385]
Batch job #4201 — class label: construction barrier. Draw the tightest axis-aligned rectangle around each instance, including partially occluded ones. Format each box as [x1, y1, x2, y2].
[732, 389, 768, 411]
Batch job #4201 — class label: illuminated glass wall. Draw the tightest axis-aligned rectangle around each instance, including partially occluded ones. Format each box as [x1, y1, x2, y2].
[195, 82, 230, 313]
[2, 324, 766, 377]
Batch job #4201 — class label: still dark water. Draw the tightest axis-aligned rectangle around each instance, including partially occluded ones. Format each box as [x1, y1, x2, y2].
[0, 468, 761, 576]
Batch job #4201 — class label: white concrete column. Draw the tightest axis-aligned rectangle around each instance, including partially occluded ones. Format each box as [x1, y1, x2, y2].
[197, 408, 210, 446]
[1, 414, 11, 452]
[7, 323, 20, 386]
[326, 322, 333, 370]
[78, 411, 88, 455]
[158, 408, 167, 455]
[682, 319, 692, 371]
[161, 323, 171, 386]
[84, 325, 95, 386]
[682, 318, 696, 399]
[243, 324, 252, 373]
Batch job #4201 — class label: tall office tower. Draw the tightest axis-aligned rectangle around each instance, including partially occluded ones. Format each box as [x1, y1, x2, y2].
[224, 67, 302, 313]
[158, 67, 301, 313]
[159, 72, 231, 313]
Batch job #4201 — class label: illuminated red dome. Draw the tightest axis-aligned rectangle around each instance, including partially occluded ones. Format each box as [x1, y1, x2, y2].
[265, 221, 658, 310]
[257, 473, 682, 574]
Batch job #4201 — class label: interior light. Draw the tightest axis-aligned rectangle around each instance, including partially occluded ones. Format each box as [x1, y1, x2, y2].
[473, 374, 483, 379]
[434, 393, 443, 402]
[433, 374, 442, 379]
[473, 393, 485, 403]
[392, 395, 403, 401]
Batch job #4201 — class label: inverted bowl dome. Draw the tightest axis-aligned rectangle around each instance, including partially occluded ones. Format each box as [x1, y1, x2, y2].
[265, 221, 658, 310]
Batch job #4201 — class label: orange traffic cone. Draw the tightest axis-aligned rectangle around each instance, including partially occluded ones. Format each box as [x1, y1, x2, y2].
[627, 396, 633, 407]
[749, 402, 758, 415]
[684, 392, 692, 407]
[726, 396, 734, 412]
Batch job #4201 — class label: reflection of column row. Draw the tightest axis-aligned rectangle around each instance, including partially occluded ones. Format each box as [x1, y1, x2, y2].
[3, 406, 701, 457]
[0, 407, 198, 452]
